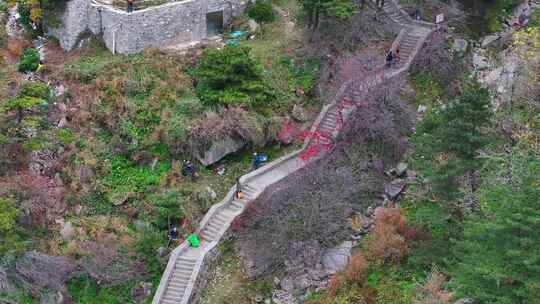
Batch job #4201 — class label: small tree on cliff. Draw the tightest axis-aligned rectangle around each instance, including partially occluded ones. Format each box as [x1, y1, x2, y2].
[298, 0, 358, 29]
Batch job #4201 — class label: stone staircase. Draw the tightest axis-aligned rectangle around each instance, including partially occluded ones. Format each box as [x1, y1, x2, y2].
[152, 2, 435, 304]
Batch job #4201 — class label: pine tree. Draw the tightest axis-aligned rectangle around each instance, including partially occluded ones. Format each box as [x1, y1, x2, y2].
[452, 152, 540, 303]
[298, 0, 357, 29]
[413, 78, 493, 199]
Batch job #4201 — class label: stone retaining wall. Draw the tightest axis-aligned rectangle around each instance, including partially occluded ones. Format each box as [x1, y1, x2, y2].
[47, 0, 247, 54]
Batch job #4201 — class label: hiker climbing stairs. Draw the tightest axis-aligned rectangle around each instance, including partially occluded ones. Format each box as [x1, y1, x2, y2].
[152, 1, 435, 303]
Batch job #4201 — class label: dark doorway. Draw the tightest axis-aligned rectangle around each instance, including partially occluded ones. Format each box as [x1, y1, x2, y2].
[206, 11, 224, 36]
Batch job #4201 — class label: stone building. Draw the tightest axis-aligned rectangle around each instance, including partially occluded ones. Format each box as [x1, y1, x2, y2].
[48, 0, 248, 54]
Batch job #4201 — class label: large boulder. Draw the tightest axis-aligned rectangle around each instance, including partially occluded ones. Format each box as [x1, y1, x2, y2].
[0, 267, 15, 294]
[131, 282, 153, 304]
[16, 251, 76, 291]
[321, 241, 353, 274]
[473, 53, 489, 70]
[194, 136, 247, 166]
[40, 291, 64, 304]
[452, 39, 468, 53]
[385, 179, 406, 200]
[481, 34, 500, 48]
[60, 221, 75, 241]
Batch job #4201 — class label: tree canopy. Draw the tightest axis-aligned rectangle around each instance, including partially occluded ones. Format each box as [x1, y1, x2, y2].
[452, 151, 540, 302]
[298, 0, 358, 28]
[413, 78, 493, 199]
[193, 45, 273, 107]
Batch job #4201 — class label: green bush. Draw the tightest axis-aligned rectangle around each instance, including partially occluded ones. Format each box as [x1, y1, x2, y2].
[19, 81, 51, 100]
[193, 45, 273, 108]
[16, 4, 39, 38]
[149, 191, 186, 229]
[247, 0, 276, 23]
[57, 128, 76, 145]
[18, 48, 40, 72]
[0, 196, 25, 253]
[68, 276, 133, 304]
[102, 156, 170, 203]
[0, 13, 6, 49]
[134, 226, 164, 280]
[64, 53, 118, 83]
[530, 7, 540, 28]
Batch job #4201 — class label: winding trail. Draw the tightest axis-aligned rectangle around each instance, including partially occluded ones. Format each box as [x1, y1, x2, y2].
[152, 1, 435, 303]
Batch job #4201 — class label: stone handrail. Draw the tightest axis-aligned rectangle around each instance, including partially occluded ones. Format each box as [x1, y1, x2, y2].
[91, 0, 196, 14]
[152, 241, 189, 303]
[152, 69, 354, 304]
[152, 4, 435, 303]
[182, 240, 218, 304]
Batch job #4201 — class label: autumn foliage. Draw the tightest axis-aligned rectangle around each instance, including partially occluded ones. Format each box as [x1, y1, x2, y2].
[345, 252, 368, 283]
[413, 266, 453, 304]
[366, 207, 410, 263]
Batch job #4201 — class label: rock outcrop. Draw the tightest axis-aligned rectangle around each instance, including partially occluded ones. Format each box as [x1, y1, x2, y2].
[15, 251, 76, 292]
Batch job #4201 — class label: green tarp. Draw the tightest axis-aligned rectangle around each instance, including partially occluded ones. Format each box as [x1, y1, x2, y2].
[187, 233, 200, 248]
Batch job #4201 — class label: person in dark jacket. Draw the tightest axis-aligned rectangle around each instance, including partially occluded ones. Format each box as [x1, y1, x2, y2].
[386, 50, 394, 68]
[167, 226, 179, 248]
[182, 160, 199, 181]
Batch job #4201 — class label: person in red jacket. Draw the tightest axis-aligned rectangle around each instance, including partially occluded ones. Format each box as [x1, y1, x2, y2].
[394, 48, 401, 67]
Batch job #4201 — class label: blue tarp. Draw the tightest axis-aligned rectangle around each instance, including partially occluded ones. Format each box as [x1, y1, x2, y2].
[225, 39, 240, 46]
[230, 30, 247, 38]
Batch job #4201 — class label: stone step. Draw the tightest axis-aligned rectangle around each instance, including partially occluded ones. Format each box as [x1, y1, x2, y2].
[205, 222, 223, 231]
[214, 213, 230, 223]
[401, 38, 419, 44]
[202, 232, 218, 241]
[205, 224, 222, 234]
[171, 274, 191, 281]
[402, 39, 417, 46]
[321, 123, 337, 130]
[169, 280, 189, 288]
[229, 200, 243, 209]
[208, 217, 225, 225]
[169, 275, 190, 283]
[175, 259, 196, 266]
[172, 268, 194, 276]
[326, 111, 339, 117]
[243, 184, 258, 192]
[400, 38, 418, 44]
[319, 125, 335, 133]
[211, 215, 228, 223]
[166, 286, 186, 296]
[320, 119, 335, 126]
[174, 264, 195, 272]
[162, 295, 183, 303]
[318, 125, 335, 133]
[212, 214, 227, 222]
[204, 224, 221, 234]
[322, 115, 337, 122]
[176, 260, 196, 266]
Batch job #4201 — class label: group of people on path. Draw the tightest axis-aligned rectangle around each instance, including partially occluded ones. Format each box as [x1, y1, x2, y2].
[127, 0, 134, 13]
[385, 47, 401, 68]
